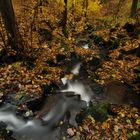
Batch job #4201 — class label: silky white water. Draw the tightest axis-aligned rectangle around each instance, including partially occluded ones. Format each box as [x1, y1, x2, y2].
[61, 62, 93, 105]
[71, 62, 81, 75]
[62, 80, 93, 105]
[0, 62, 93, 140]
[0, 107, 61, 140]
[82, 44, 89, 49]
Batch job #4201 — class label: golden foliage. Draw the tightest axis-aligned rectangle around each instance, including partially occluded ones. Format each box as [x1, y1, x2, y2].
[56, 0, 102, 14]
[88, 0, 102, 13]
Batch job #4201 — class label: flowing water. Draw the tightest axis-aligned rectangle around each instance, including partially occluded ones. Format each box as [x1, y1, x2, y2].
[0, 62, 94, 140]
[71, 62, 81, 75]
[61, 80, 93, 106]
[82, 44, 89, 49]
[0, 105, 59, 140]
[1, 61, 137, 139]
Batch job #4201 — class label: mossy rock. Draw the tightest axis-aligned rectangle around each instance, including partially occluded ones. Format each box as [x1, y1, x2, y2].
[86, 102, 110, 122]
[77, 103, 110, 123]
[128, 133, 140, 140]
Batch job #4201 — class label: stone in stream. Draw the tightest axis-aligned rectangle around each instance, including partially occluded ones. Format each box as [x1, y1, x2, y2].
[88, 80, 140, 108]
[96, 80, 140, 107]
[56, 54, 67, 63]
[36, 93, 87, 128]
[0, 121, 16, 140]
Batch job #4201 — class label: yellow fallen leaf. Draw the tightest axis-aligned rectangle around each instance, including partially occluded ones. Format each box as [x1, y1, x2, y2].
[136, 119, 140, 125]
[119, 112, 125, 118]
[102, 122, 110, 129]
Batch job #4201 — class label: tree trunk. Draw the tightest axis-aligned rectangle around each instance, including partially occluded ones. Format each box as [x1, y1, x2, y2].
[0, 0, 23, 51]
[62, 0, 68, 37]
[130, 0, 138, 17]
[83, 0, 88, 18]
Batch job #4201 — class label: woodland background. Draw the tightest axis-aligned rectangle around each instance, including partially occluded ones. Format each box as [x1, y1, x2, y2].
[0, 0, 140, 139]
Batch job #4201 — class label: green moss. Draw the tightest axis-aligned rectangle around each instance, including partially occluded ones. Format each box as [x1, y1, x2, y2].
[76, 102, 110, 123]
[128, 133, 140, 140]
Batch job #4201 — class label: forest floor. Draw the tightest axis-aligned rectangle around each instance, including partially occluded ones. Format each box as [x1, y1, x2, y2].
[0, 1, 140, 140]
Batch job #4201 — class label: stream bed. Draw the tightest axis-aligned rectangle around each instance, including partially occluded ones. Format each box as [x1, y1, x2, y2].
[0, 62, 139, 140]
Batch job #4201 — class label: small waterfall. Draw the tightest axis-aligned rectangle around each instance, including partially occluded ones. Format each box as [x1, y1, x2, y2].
[61, 80, 93, 105]
[0, 62, 94, 140]
[61, 62, 93, 105]
[61, 77, 68, 85]
[71, 62, 81, 75]
[0, 107, 60, 140]
[82, 44, 89, 49]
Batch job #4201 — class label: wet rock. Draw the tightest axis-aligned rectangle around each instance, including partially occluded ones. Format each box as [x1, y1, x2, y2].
[90, 83, 105, 100]
[85, 57, 102, 71]
[37, 93, 87, 128]
[35, 94, 60, 118]
[104, 80, 140, 107]
[78, 64, 89, 80]
[69, 109, 80, 127]
[26, 95, 46, 112]
[56, 54, 67, 63]
[43, 82, 60, 94]
[4, 94, 22, 106]
[89, 80, 140, 108]
[4, 93, 44, 115]
[5, 93, 41, 108]
[78, 57, 102, 80]
[68, 52, 81, 67]
[0, 121, 7, 130]
[0, 121, 15, 140]
[104, 80, 130, 105]
[70, 52, 80, 62]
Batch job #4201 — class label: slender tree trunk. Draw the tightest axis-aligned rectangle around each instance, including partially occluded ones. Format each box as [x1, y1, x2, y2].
[62, 0, 68, 37]
[83, 0, 88, 18]
[71, 0, 75, 15]
[130, 0, 138, 17]
[0, 0, 23, 51]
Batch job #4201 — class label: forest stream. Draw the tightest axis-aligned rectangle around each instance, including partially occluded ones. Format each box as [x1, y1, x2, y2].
[0, 0, 140, 139]
[0, 62, 139, 140]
